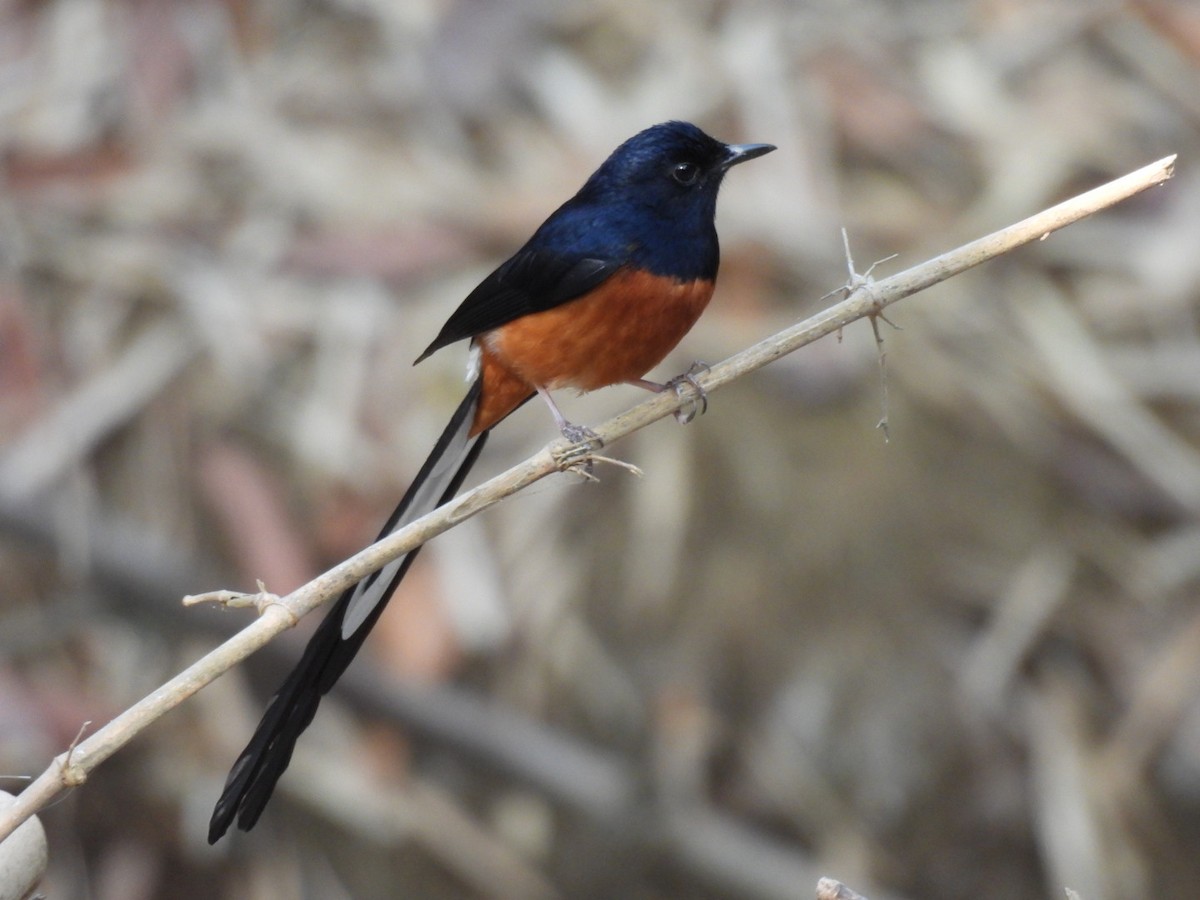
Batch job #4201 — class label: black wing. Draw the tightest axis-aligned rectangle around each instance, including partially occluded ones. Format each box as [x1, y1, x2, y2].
[415, 250, 619, 363]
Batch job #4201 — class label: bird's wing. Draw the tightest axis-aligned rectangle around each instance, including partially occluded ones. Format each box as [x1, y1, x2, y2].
[416, 249, 620, 362]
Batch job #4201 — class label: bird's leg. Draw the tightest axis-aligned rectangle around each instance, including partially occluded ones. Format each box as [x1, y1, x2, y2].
[536, 387, 602, 479]
[628, 361, 710, 424]
[536, 387, 601, 446]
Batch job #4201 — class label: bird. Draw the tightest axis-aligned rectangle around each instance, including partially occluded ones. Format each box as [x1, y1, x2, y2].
[208, 120, 774, 842]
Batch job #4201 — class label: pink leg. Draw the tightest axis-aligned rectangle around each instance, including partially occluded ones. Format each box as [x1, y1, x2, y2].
[536, 386, 571, 431]
[625, 362, 710, 424]
[537, 387, 600, 446]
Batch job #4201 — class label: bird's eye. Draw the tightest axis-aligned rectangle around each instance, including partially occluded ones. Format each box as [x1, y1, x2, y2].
[671, 161, 700, 185]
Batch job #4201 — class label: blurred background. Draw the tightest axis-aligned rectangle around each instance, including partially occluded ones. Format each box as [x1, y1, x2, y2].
[1, 0, 1199, 897]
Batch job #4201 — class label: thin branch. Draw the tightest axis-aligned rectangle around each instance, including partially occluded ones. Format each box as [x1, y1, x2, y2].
[816, 877, 871, 900]
[0, 153, 1176, 845]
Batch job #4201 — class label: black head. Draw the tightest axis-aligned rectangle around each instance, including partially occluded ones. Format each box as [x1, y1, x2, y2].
[579, 121, 774, 211]
[530, 122, 774, 281]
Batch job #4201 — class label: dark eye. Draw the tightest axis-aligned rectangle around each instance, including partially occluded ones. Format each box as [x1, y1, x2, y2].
[671, 161, 700, 185]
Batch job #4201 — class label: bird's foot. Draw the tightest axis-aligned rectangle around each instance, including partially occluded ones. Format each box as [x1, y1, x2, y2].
[557, 422, 603, 478]
[560, 422, 601, 447]
[665, 361, 710, 424]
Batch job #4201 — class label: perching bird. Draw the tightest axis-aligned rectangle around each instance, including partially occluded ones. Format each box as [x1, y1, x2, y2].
[209, 120, 774, 842]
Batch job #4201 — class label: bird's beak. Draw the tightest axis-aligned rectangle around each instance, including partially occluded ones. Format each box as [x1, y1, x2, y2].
[721, 142, 776, 169]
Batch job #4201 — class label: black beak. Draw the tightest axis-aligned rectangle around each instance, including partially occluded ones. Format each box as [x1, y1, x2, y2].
[721, 142, 776, 170]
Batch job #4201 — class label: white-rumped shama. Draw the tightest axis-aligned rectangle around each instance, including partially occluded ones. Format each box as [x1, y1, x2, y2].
[208, 121, 774, 842]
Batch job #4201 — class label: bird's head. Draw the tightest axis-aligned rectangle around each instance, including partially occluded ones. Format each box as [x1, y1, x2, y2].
[581, 121, 775, 214]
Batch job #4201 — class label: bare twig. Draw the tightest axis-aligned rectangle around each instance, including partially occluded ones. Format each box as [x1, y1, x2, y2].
[0, 154, 1176, 845]
[182, 581, 285, 617]
[838, 227, 899, 439]
[816, 877, 871, 900]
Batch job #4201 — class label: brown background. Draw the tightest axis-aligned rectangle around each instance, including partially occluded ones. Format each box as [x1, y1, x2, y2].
[2, 1, 1199, 898]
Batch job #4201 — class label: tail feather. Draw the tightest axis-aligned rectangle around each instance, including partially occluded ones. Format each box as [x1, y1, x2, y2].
[208, 379, 488, 842]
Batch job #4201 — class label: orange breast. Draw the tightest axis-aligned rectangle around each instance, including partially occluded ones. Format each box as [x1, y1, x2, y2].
[469, 268, 714, 435]
[489, 268, 713, 391]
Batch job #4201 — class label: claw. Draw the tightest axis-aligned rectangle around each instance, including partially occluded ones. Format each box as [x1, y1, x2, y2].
[558, 422, 602, 477]
[666, 362, 710, 424]
[626, 362, 711, 424]
[560, 422, 601, 446]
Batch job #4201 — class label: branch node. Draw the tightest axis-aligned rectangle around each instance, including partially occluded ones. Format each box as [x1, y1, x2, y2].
[837, 229, 896, 442]
[60, 762, 88, 788]
[835, 227, 898, 300]
[552, 433, 602, 478]
[60, 721, 92, 787]
[183, 582, 283, 618]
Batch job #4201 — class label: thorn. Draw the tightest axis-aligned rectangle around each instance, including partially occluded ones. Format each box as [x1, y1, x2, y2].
[867, 313, 892, 444]
[835, 229, 898, 446]
[873, 309, 902, 331]
[833, 227, 897, 300]
[841, 226, 857, 283]
[863, 251, 899, 279]
[61, 721, 93, 787]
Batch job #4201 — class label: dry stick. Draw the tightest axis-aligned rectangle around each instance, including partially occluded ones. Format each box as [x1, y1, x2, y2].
[816, 877, 871, 900]
[0, 153, 1176, 845]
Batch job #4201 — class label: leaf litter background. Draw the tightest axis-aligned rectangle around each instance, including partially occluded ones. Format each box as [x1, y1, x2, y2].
[2, 1, 1200, 898]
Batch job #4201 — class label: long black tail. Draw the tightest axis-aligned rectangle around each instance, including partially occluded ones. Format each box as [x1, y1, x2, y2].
[208, 379, 488, 842]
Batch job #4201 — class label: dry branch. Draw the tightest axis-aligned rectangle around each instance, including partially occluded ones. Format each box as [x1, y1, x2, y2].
[816, 877, 871, 900]
[0, 153, 1176, 845]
